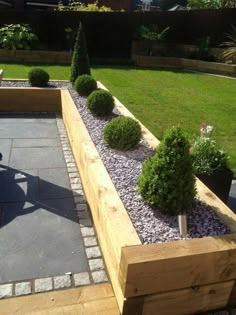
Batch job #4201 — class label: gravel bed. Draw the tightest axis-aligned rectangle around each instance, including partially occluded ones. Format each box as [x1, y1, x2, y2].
[2, 80, 230, 243]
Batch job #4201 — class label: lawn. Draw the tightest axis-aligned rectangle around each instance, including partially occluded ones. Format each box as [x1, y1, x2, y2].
[1, 63, 236, 174]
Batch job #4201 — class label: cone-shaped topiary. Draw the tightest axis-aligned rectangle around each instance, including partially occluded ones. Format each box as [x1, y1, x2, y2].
[74, 74, 97, 96]
[87, 89, 114, 116]
[103, 116, 142, 151]
[138, 126, 196, 216]
[28, 68, 49, 87]
[70, 22, 90, 83]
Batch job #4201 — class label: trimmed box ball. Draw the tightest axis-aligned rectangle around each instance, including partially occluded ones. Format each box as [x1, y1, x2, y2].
[87, 89, 114, 116]
[74, 74, 97, 97]
[103, 116, 142, 151]
[28, 68, 50, 87]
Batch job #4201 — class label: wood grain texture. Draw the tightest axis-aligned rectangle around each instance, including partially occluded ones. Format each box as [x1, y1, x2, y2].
[0, 283, 118, 315]
[142, 281, 234, 315]
[119, 233, 236, 298]
[0, 88, 61, 112]
[228, 280, 236, 307]
[61, 89, 141, 313]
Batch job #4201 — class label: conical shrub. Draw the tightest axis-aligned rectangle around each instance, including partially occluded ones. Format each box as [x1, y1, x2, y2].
[138, 126, 196, 216]
[70, 22, 90, 83]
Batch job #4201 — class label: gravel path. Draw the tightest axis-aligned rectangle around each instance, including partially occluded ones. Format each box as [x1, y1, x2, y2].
[2, 80, 230, 243]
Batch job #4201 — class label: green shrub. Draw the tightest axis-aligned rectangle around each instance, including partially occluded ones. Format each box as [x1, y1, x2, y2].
[70, 22, 90, 83]
[74, 74, 97, 96]
[103, 116, 142, 151]
[191, 138, 229, 175]
[28, 68, 50, 87]
[87, 89, 114, 116]
[137, 25, 170, 41]
[190, 123, 229, 175]
[0, 24, 38, 50]
[57, 0, 113, 11]
[138, 126, 196, 216]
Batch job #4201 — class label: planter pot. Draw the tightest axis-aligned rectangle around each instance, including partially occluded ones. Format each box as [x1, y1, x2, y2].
[197, 168, 233, 203]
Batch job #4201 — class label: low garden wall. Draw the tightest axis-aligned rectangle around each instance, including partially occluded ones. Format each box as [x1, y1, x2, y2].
[0, 49, 71, 64]
[1, 86, 236, 314]
[133, 55, 236, 77]
[62, 84, 236, 315]
[0, 87, 61, 111]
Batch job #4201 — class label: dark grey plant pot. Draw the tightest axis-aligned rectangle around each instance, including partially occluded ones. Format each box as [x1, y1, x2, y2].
[197, 168, 233, 203]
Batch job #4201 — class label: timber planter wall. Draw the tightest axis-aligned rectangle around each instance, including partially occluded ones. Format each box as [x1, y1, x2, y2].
[1, 87, 236, 315]
[61, 84, 236, 315]
[0, 49, 71, 64]
[133, 54, 236, 77]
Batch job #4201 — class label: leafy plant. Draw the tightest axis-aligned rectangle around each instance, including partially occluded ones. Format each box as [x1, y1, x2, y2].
[0, 24, 38, 50]
[190, 123, 229, 175]
[187, 0, 222, 9]
[103, 116, 142, 151]
[28, 68, 50, 87]
[87, 89, 114, 116]
[220, 25, 236, 62]
[187, 0, 236, 8]
[56, 0, 112, 11]
[138, 25, 170, 41]
[138, 126, 196, 216]
[70, 23, 90, 83]
[74, 74, 97, 96]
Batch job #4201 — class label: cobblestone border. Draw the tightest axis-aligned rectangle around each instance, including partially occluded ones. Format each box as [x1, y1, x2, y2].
[0, 113, 108, 300]
[56, 113, 109, 285]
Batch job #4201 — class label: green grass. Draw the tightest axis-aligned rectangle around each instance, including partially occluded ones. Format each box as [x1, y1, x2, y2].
[0, 63, 70, 80]
[91, 66, 236, 175]
[1, 63, 236, 174]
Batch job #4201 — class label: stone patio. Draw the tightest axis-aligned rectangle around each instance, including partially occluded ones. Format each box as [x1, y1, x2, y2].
[0, 112, 107, 298]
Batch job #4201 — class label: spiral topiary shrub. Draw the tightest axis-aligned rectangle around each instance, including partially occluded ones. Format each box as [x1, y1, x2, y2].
[138, 126, 196, 216]
[74, 74, 97, 96]
[28, 68, 49, 87]
[103, 116, 142, 151]
[87, 89, 114, 116]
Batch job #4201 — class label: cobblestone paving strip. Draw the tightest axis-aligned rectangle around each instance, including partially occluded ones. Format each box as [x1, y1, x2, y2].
[0, 112, 108, 300]
[56, 113, 109, 286]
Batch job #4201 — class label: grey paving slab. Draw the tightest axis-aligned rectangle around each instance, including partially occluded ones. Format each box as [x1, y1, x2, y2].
[38, 168, 72, 200]
[0, 139, 12, 167]
[13, 138, 60, 148]
[0, 123, 58, 139]
[0, 169, 38, 203]
[9, 147, 66, 169]
[228, 182, 236, 212]
[0, 114, 89, 285]
[0, 199, 88, 283]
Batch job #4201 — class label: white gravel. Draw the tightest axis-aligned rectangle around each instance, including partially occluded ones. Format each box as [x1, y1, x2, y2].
[2, 80, 230, 243]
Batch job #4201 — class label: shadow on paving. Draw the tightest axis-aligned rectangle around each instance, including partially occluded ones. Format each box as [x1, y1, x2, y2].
[0, 164, 78, 227]
[0, 164, 89, 283]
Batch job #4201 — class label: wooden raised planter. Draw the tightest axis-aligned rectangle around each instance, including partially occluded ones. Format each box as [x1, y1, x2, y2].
[132, 54, 236, 77]
[61, 83, 236, 315]
[0, 49, 71, 64]
[1, 86, 236, 315]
